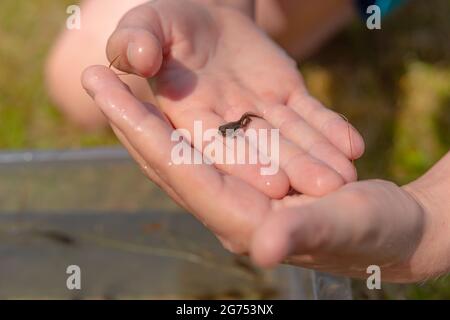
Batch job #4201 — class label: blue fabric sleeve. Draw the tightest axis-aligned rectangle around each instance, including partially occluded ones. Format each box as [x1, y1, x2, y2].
[355, 0, 408, 19]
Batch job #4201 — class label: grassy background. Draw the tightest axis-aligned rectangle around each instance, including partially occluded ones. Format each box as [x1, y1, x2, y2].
[0, 0, 449, 299]
[0, 0, 116, 148]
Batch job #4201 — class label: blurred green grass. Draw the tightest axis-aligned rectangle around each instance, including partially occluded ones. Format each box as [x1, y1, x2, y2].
[0, 0, 449, 299]
[0, 0, 116, 148]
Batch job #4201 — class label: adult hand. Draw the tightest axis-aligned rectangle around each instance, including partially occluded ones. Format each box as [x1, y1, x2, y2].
[252, 177, 450, 283]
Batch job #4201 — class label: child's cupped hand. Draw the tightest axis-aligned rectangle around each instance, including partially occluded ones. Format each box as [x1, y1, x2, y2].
[92, 0, 364, 198]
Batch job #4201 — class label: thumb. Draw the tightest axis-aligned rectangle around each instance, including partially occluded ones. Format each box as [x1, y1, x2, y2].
[106, 2, 164, 77]
[250, 182, 382, 268]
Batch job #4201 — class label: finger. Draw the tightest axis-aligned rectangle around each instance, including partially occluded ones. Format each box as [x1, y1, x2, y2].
[251, 206, 336, 268]
[288, 93, 365, 160]
[82, 65, 270, 245]
[106, 3, 164, 77]
[81, 65, 187, 206]
[251, 183, 369, 268]
[262, 105, 357, 182]
[251, 181, 421, 268]
[242, 115, 346, 196]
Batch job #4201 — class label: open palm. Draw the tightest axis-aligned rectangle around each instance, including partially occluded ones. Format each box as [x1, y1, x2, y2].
[106, 0, 364, 199]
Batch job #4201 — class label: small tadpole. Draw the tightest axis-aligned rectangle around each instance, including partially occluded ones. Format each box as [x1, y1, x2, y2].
[218, 112, 262, 137]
